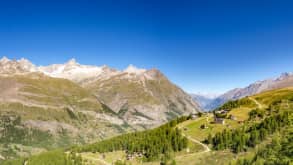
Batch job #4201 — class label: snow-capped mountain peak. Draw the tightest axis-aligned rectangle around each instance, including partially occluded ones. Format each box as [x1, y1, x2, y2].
[124, 64, 146, 75]
[0, 56, 10, 64]
[0, 57, 37, 74]
[17, 58, 36, 71]
[65, 58, 78, 66]
[38, 60, 110, 82]
[0, 57, 159, 83]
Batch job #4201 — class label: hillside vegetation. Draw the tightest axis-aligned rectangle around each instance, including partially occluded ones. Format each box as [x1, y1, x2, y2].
[2, 87, 293, 165]
[2, 117, 191, 165]
[175, 87, 293, 165]
[0, 75, 130, 161]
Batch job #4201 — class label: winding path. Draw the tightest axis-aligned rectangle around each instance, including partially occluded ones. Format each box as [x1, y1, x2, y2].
[182, 132, 211, 153]
[248, 97, 263, 109]
[177, 123, 211, 157]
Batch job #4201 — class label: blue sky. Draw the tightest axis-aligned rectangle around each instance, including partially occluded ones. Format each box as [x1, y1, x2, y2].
[0, 0, 293, 94]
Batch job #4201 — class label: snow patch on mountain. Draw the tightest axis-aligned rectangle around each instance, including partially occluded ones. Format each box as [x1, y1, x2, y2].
[0, 56, 10, 64]
[0, 56, 37, 74]
[124, 64, 146, 75]
[38, 58, 109, 82]
[0, 57, 158, 83]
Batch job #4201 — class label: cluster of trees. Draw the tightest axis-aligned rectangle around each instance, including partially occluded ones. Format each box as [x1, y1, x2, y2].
[75, 116, 190, 161]
[0, 115, 52, 146]
[232, 129, 293, 165]
[216, 97, 255, 111]
[2, 150, 82, 165]
[214, 112, 227, 118]
[248, 109, 265, 120]
[206, 111, 291, 153]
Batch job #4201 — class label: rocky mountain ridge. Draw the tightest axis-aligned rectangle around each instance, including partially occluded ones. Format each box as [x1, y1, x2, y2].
[0, 56, 201, 159]
[0, 56, 200, 133]
[193, 72, 293, 110]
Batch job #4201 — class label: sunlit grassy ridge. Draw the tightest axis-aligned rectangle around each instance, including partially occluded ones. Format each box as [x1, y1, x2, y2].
[173, 87, 293, 165]
[141, 88, 292, 165]
[253, 87, 293, 105]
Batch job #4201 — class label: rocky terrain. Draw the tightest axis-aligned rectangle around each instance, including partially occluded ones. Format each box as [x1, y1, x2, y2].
[0, 57, 201, 159]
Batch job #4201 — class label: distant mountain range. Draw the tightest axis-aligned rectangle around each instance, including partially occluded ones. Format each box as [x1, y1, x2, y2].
[192, 72, 293, 111]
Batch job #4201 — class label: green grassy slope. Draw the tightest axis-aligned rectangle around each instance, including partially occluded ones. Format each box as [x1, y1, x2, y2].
[0, 74, 130, 161]
[174, 87, 293, 165]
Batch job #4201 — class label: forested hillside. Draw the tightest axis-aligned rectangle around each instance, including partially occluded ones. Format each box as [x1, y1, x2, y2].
[207, 111, 291, 152]
[210, 88, 293, 165]
[2, 117, 190, 165]
[233, 128, 293, 165]
[74, 116, 190, 162]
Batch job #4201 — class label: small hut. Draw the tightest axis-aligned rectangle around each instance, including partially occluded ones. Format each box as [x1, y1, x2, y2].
[230, 115, 237, 120]
[214, 117, 225, 124]
[191, 114, 198, 120]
